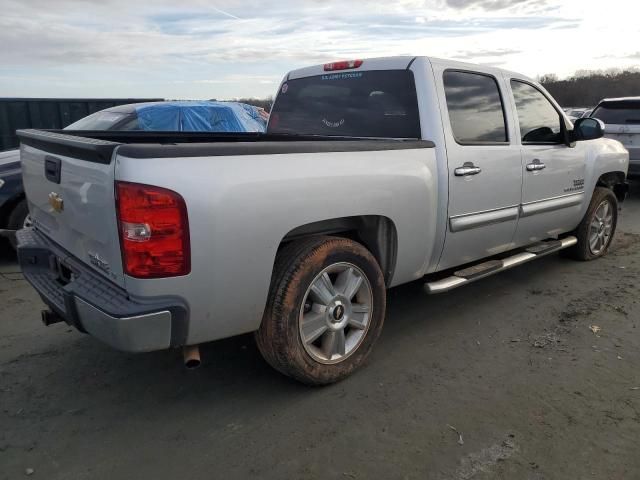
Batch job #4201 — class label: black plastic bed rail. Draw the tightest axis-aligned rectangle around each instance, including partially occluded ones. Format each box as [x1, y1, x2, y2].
[17, 129, 434, 162]
[17, 129, 121, 164]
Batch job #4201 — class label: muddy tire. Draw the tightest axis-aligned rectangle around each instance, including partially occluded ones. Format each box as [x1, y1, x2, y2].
[255, 236, 386, 385]
[565, 187, 618, 261]
[7, 199, 29, 250]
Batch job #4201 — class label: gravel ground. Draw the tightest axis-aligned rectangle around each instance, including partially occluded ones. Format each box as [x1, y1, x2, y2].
[1, 181, 639, 480]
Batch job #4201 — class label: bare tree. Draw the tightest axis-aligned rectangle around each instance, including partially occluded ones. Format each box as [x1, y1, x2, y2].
[540, 69, 640, 107]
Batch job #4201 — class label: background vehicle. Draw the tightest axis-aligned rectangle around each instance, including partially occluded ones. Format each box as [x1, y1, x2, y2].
[15, 56, 629, 384]
[0, 149, 30, 248]
[591, 97, 640, 176]
[0, 97, 161, 152]
[563, 107, 589, 123]
[0, 101, 267, 250]
[66, 100, 267, 132]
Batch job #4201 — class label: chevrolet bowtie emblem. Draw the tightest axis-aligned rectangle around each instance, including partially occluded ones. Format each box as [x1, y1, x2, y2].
[48, 192, 64, 213]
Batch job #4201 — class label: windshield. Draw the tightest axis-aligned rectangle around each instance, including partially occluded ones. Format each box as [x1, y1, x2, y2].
[65, 111, 130, 130]
[592, 100, 640, 125]
[268, 70, 421, 138]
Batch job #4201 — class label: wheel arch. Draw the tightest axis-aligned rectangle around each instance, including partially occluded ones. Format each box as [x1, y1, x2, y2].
[596, 171, 628, 202]
[279, 215, 398, 287]
[0, 192, 26, 228]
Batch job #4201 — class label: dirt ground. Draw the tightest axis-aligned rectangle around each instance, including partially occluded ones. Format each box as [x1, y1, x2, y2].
[1, 181, 639, 480]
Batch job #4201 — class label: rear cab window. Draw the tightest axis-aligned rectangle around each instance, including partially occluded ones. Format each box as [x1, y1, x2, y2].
[267, 70, 421, 138]
[592, 100, 640, 125]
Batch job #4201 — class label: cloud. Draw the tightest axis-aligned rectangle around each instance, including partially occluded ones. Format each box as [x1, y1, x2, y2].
[444, 0, 547, 10]
[454, 48, 521, 59]
[191, 74, 279, 84]
[0, 5, 574, 68]
[0, 0, 637, 99]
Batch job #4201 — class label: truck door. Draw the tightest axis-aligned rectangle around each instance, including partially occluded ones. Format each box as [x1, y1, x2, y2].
[435, 68, 522, 270]
[508, 79, 587, 246]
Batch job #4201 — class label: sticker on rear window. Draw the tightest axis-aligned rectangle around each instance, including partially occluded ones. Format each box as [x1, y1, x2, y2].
[321, 72, 363, 81]
[322, 118, 345, 128]
[281, 83, 288, 93]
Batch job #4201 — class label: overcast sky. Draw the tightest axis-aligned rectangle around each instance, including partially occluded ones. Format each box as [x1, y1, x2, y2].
[1, 0, 638, 99]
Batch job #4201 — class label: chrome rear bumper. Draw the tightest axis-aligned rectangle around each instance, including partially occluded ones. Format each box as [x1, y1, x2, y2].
[16, 228, 188, 352]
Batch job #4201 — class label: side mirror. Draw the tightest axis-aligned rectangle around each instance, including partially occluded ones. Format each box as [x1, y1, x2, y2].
[573, 117, 605, 141]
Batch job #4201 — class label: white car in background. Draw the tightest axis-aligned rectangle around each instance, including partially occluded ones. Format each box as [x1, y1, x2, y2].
[592, 98, 640, 177]
[564, 107, 589, 123]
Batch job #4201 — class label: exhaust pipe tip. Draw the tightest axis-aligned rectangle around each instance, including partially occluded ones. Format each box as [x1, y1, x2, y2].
[41, 309, 63, 326]
[183, 345, 201, 369]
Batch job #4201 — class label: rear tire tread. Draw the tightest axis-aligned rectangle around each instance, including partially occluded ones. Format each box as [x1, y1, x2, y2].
[255, 236, 385, 385]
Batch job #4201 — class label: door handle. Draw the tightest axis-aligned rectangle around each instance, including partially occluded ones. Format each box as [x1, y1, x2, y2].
[44, 156, 62, 184]
[454, 162, 482, 176]
[526, 159, 546, 171]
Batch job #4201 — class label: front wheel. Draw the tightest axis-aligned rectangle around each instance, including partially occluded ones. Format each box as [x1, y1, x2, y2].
[566, 187, 618, 261]
[255, 236, 386, 385]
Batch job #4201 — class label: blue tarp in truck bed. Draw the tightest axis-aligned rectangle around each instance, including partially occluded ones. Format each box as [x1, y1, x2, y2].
[135, 101, 266, 132]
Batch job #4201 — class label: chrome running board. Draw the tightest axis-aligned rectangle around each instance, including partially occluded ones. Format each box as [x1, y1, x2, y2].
[424, 236, 577, 294]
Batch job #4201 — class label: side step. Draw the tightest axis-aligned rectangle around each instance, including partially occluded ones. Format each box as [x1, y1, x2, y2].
[424, 236, 577, 294]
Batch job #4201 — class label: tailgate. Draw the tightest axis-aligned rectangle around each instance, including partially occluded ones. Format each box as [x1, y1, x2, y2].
[18, 129, 126, 287]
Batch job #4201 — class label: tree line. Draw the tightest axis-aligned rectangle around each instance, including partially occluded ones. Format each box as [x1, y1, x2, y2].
[211, 97, 274, 111]
[539, 69, 640, 108]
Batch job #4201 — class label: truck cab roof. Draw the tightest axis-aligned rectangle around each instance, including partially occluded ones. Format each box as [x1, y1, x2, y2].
[285, 55, 534, 84]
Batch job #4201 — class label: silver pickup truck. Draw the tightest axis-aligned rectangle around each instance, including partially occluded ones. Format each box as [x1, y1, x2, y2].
[16, 56, 629, 384]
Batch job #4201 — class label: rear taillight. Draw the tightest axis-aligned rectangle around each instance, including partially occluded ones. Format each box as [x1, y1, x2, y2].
[116, 181, 190, 278]
[323, 59, 363, 71]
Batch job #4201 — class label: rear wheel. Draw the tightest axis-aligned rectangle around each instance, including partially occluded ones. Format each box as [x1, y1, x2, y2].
[255, 236, 386, 385]
[566, 187, 618, 260]
[7, 199, 30, 250]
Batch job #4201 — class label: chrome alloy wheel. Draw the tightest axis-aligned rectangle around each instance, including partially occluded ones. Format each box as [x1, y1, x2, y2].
[299, 262, 373, 364]
[589, 200, 614, 255]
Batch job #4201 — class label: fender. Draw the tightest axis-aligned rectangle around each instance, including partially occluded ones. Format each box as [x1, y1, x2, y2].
[580, 137, 629, 220]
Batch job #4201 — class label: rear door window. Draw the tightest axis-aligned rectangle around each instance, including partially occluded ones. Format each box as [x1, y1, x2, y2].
[268, 70, 420, 138]
[443, 70, 508, 144]
[592, 100, 640, 125]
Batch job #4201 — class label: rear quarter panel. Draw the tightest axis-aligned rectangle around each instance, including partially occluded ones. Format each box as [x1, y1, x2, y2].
[115, 147, 438, 344]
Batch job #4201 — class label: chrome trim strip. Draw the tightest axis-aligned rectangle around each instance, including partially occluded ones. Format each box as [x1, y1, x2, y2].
[75, 298, 172, 352]
[425, 276, 467, 292]
[520, 192, 584, 218]
[449, 192, 585, 233]
[501, 252, 536, 268]
[521, 191, 585, 205]
[449, 205, 519, 233]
